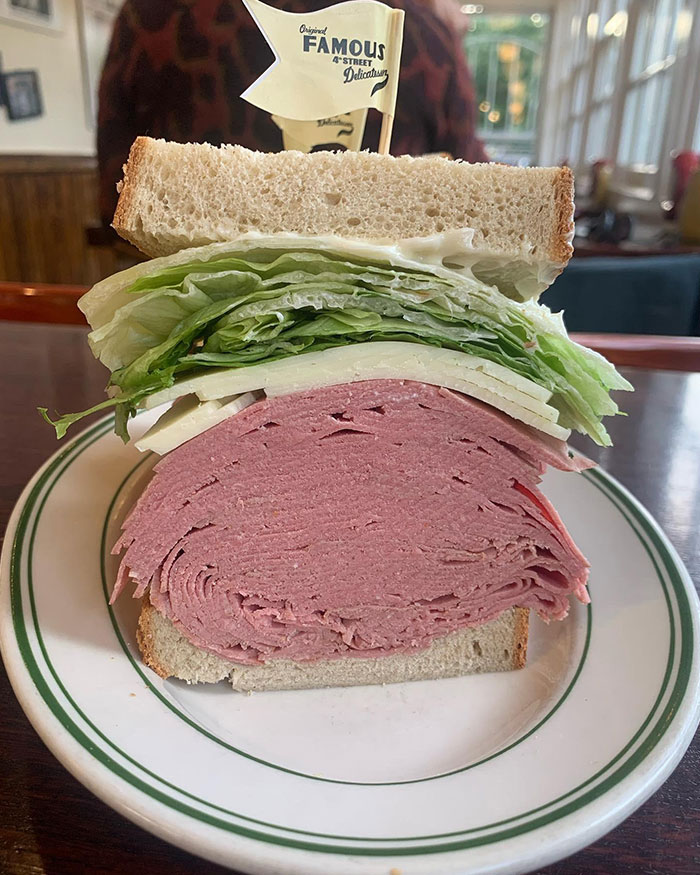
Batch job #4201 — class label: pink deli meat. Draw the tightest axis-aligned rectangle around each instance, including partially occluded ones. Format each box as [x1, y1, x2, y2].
[113, 380, 591, 665]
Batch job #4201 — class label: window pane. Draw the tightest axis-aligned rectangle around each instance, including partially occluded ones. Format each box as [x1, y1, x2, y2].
[618, 85, 640, 163]
[631, 77, 659, 164]
[568, 117, 583, 164]
[586, 102, 612, 159]
[573, 67, 590, 114]
[597, 0, 613, 29]
[630, 0, 654, 77]
[619, 42, 677, 171]
[674, 2, 694, 52]
[594, 33, 622, 98]
[661, 0, 683, 57]
[555, 79, 575, 160]
[556, 119, 570, 164]
[647, 0, 672, 67]
[644, 72, 672, 166]
[574, 0, 593, 64]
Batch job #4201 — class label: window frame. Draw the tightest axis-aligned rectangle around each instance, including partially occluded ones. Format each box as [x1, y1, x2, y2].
[538, 0, 700, 209]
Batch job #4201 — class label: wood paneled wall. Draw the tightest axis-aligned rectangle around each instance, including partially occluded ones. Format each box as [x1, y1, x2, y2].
[0, 155, 118, 285]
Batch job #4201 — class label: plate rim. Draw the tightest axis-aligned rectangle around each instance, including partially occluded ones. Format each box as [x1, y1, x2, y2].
[1, 415, 699, 873]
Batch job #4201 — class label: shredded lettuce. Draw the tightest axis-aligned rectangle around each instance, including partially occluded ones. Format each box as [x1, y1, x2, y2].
[42, 249, 632, 444]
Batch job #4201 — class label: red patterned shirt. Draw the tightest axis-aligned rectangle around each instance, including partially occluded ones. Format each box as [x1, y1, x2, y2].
[98, 0, 488, 224]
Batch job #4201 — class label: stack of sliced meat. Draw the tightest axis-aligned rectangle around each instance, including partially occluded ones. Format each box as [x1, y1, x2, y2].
[114, 380, 590, 666]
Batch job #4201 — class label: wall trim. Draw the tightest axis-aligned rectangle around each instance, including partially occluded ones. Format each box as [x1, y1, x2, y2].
[0, 155, 97, 174]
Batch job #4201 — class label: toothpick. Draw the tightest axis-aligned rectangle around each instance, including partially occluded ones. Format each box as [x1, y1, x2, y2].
[378, 113, 394, 155]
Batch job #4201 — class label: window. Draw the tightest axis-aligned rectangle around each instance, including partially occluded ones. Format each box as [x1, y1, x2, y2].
[464, 13, 550, 164]
[617, 0, 683, 169]
[584, 8, 625, 160]
[546, 0, 629, 168]
[540, 0, 700, 204]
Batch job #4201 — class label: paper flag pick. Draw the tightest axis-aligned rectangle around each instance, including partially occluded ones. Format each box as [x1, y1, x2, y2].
[241, 0, 404, 122]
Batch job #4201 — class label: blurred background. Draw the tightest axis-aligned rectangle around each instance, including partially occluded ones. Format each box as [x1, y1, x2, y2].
[1, 0, 700, 336]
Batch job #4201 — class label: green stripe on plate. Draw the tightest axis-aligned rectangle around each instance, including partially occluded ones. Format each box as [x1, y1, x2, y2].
[8, 417, 694, 855]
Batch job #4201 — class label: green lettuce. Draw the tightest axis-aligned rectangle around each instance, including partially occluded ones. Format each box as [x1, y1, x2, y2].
[43, 249, 631, 444]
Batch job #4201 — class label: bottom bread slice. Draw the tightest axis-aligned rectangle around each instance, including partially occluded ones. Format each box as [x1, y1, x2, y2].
[137, 602, 530, 692]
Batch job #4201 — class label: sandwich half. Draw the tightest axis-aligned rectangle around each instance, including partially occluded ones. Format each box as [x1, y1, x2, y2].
[46, 138, 631, 691]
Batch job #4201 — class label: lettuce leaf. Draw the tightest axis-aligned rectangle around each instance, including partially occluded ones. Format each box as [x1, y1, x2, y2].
[43, 248, 631, 444]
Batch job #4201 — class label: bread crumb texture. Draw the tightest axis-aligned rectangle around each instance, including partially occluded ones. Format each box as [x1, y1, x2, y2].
[114, 137, 572, 263]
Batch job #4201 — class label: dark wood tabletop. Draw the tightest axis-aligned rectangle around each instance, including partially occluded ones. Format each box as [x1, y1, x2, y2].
[1, 321, 698, 875]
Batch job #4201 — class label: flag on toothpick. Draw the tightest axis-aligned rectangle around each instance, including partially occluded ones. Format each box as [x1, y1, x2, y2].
[241, 0, 404, 154]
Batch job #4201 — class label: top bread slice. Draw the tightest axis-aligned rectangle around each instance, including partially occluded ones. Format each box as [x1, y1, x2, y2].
[113, 137, 574, 297]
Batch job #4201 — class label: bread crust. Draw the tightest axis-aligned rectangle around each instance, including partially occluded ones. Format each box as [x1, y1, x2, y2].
[112, 136, 149, 248]
[136, 601, 171, 680]
[513, 605, 530, 669]
[550, 165, 575, 267]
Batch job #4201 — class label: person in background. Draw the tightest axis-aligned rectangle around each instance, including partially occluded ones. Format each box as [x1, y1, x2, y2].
[98, 0, 488, 226]
[429, 0, 471, 39]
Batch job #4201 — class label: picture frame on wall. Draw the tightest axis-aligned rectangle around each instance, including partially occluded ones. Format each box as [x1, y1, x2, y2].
[0, 0, 62, 32]
[2, 69, 43, 121]
[77, 0, 121, 128]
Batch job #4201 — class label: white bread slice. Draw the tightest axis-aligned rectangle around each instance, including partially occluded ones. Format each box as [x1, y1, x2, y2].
[113, 137, 573, 297]
[137, 601, 529, 692]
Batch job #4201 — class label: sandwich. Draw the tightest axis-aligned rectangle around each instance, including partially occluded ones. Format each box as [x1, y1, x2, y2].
[43, 137, 631, 691]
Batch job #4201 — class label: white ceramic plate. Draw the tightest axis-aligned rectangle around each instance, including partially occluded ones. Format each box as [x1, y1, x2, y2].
[1, 414, 699, 875]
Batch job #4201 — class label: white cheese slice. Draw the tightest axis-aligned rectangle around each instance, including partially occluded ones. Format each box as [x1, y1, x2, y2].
[138, 342, 569, 450]
[135, 391, 262, 455]
[146, 343, 550, 406]
[246, 343, 554, 409]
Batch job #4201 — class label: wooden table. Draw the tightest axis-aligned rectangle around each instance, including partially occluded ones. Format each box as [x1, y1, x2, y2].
[1, 322, 698, 875]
